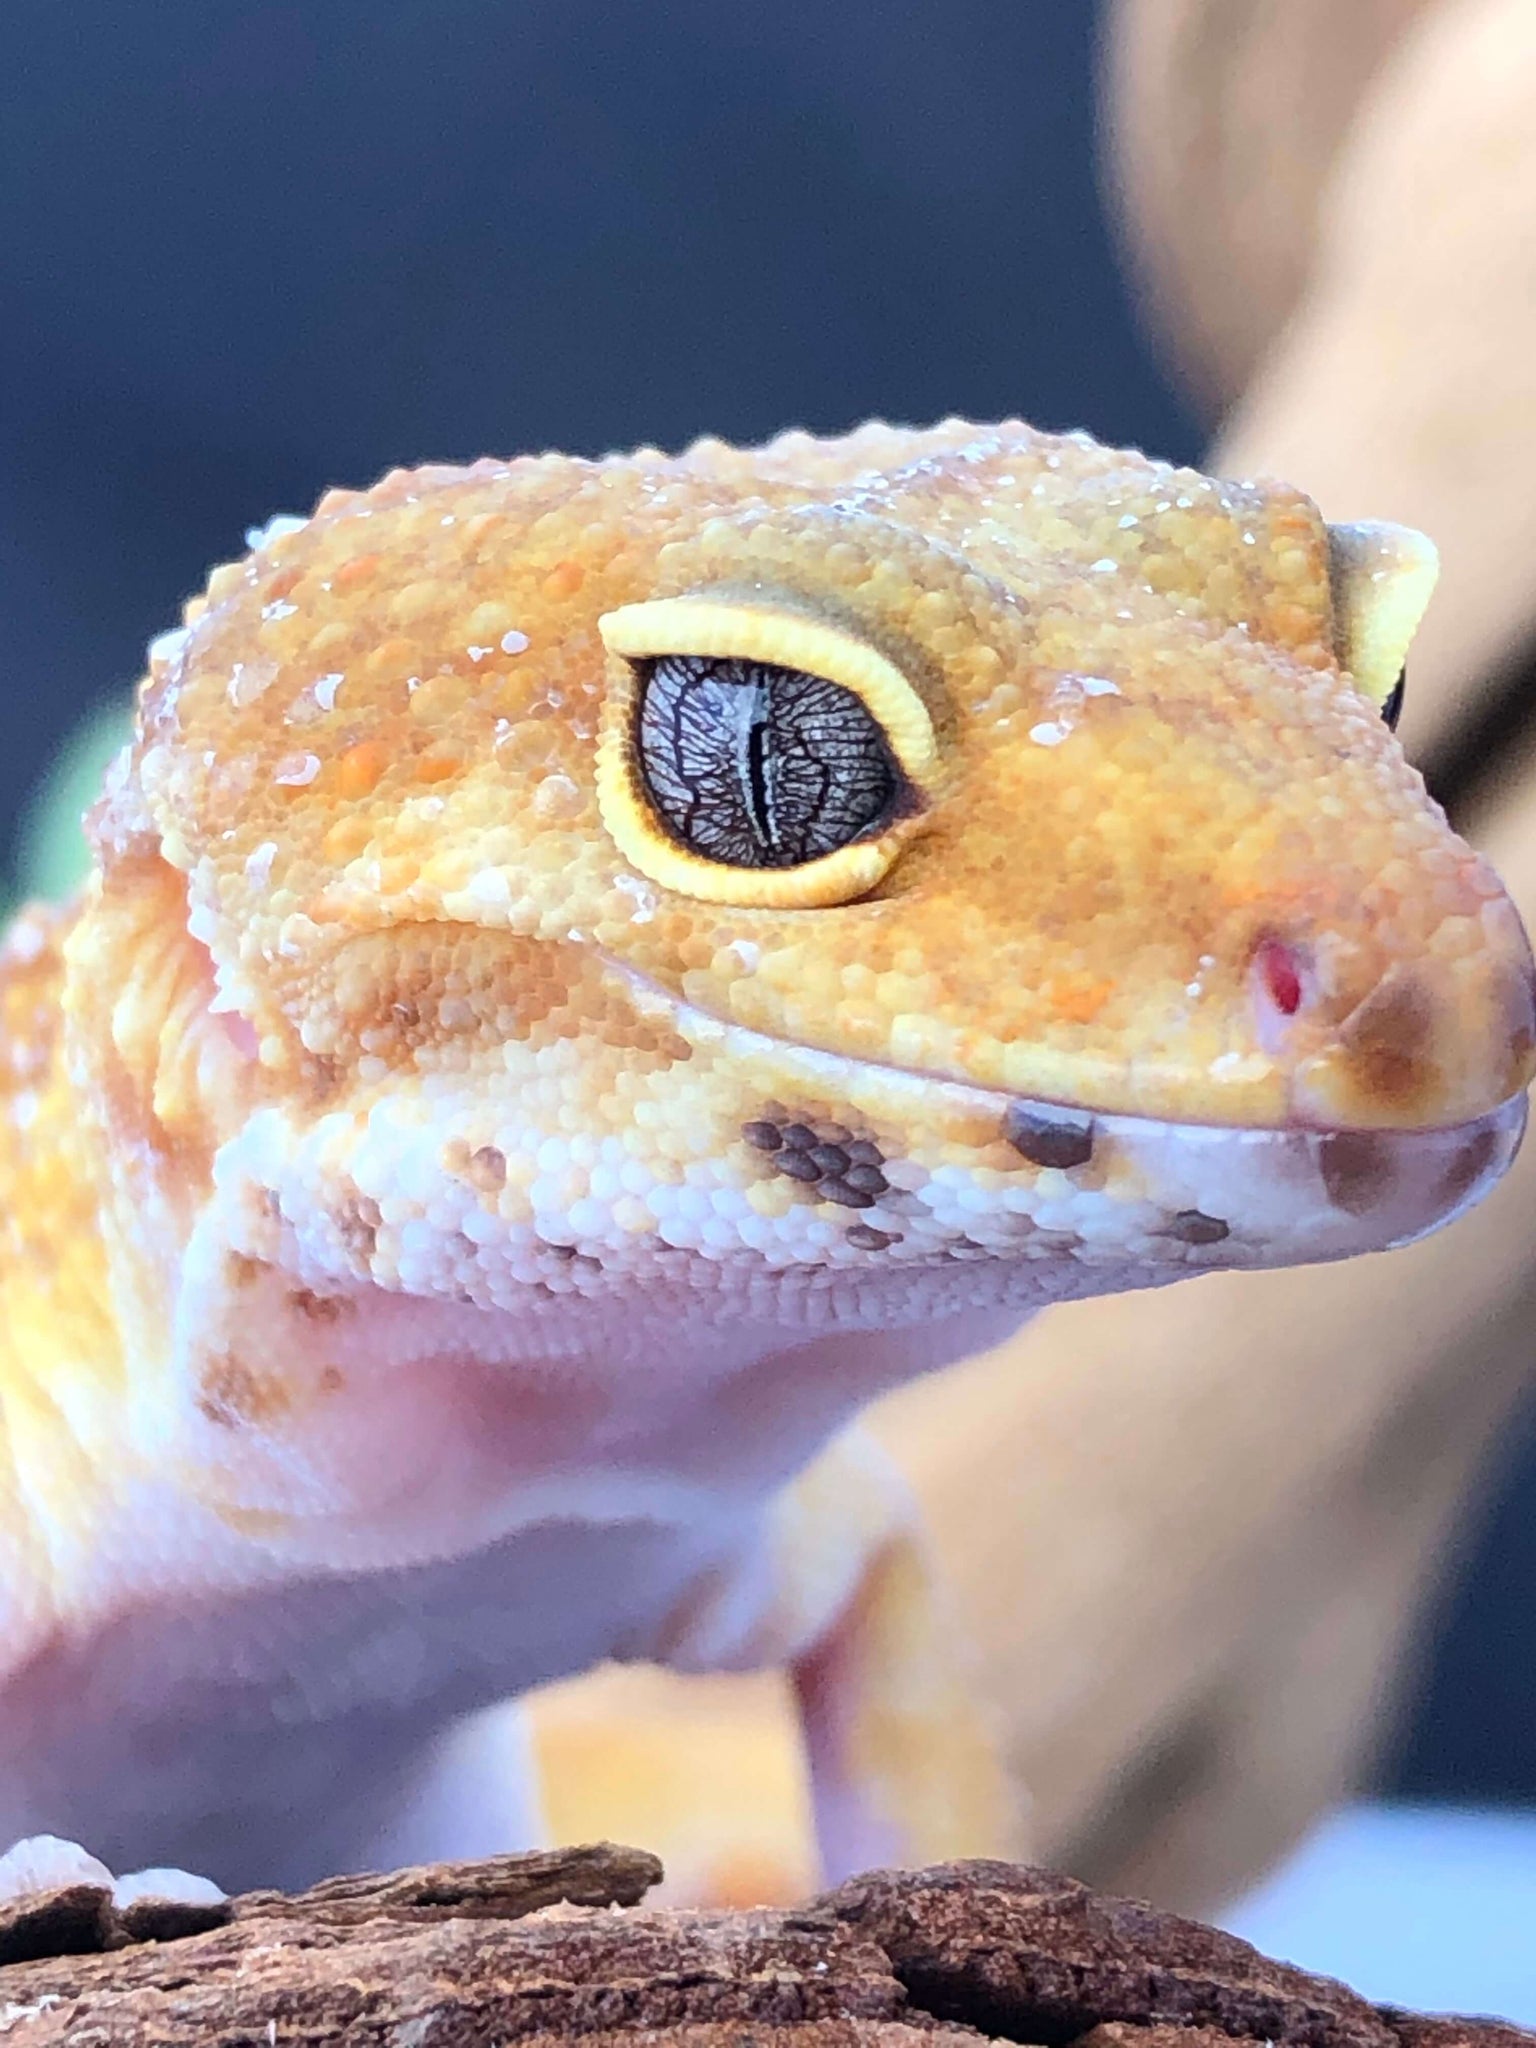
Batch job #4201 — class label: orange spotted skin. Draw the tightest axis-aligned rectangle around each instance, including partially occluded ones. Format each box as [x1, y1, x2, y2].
[104, 420, 1530, 1138]
[0, 908, 122, 1624]
[0, 418, 1529, 1892]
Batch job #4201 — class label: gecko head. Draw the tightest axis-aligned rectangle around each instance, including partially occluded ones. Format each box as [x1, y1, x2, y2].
[101, 421, 1533, 1330]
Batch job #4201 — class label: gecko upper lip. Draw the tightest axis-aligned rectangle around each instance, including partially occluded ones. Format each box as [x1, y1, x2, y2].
[597, 949, 1528, 1255]
[596, 948, 1527, 1142]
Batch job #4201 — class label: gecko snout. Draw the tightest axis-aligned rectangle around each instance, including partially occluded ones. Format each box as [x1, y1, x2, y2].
[1281, 946, 1536, 1133]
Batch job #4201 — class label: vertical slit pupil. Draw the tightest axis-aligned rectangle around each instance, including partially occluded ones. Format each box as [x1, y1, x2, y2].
[745, 711, 775, 852]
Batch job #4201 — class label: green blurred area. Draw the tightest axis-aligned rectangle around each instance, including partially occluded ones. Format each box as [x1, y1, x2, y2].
[11, 697, 134, 915]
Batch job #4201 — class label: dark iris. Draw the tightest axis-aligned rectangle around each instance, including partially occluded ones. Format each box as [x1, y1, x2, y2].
[1381, 668, 1406, 731]
[636, 654, 902, 867]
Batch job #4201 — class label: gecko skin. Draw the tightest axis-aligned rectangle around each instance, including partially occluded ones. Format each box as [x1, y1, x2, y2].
[0, 418, 1531, 1900]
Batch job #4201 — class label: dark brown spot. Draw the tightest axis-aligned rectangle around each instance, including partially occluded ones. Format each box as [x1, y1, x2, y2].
[1436, 1125, 1500, 1208]
[806, 1143, 851, 1176]
[287, 1288, 351, 1323]
[777, 1152, 824, 1183]
[225, 1252, 267, 1290]
[196, 1353, 291, 1429]
[1005, 1105, 1096, 1171]
[1337, 973, 1436, 1109]
[757, 1117, 895, 1200]
[1319, 1131, 1395, 1215]
[1168, 1209, 1230, 1245]
[1509, 967, 1536, 1070]
[1518, 971, 1536, 1039]
[335, 1193, 381, 1262]
[846, 1224, 900, 1250]
[467, 1144, 508, 1192]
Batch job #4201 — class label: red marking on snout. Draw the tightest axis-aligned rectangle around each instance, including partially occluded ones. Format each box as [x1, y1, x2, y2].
[1254, 937, 1304, 1017]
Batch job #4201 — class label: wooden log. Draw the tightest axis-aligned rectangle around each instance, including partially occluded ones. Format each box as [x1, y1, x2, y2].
[0, 1850, 1529, 2048]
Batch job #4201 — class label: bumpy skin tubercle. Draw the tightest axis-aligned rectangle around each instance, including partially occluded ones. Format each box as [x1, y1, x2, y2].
[0, 419, 1529, 1897]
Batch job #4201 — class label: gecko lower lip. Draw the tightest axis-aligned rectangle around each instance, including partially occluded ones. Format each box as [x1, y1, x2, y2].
[1065, 1089, 1525, 1262]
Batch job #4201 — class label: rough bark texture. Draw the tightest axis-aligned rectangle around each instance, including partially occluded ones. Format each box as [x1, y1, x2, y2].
[0, 1850, 1527, 2048]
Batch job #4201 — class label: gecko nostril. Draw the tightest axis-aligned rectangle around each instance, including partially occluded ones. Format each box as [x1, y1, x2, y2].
[1249, 936, 1312, 1053]
[1253, 937, 1306, 1017]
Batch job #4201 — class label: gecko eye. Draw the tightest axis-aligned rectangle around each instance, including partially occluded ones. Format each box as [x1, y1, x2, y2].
[636, 654, 900, 867]
[1380, 668, 1406, 732]
[595, 598, 938, 907]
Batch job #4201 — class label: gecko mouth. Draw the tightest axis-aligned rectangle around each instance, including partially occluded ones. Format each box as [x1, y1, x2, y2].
[733, 1081, 1526, 1279]
[997, 1088, 1524, 1262]
[597, 949, 1528, 1272]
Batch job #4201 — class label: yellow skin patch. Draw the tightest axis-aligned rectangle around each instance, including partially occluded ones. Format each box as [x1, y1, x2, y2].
[0, 418, 1530, 1894]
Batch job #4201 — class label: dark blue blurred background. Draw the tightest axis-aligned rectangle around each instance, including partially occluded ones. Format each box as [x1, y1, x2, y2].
[1, 0, 1530, 1807]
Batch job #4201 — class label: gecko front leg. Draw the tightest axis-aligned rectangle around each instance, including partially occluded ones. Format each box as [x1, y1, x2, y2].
[657, 1428, 1022, 1884]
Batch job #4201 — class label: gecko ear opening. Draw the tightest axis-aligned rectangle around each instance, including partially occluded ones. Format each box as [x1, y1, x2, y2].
[1326, 521, 1439, 719]
[594, 598, 936, 908]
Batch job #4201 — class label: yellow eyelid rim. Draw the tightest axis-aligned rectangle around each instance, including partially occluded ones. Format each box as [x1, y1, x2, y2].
[595, 596, 934, 908]
[598, 598, 938, 782]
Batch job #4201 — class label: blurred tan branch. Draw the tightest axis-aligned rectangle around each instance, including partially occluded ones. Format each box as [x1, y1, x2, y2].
[534, 0, 1536, 1918]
